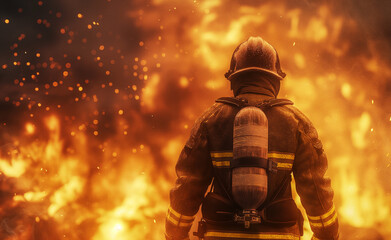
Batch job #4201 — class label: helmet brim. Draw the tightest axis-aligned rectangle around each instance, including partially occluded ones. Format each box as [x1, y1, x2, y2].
[227, 67, 284, 81]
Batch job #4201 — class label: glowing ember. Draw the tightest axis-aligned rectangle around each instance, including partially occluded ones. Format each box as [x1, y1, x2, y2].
[0, 0, 390, 240]
[25, 123, 36, 135]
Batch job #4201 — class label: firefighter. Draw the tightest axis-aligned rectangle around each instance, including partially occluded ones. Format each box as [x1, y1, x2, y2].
[165, 36, 339, 240]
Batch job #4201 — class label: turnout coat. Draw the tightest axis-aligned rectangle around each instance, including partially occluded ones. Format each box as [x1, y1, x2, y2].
[165, 93, 339, 240]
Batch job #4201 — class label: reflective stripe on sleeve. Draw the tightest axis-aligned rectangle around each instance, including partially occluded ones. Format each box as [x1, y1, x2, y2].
[307, 204, 338, 228]
[212, 160, 230, 167]
[268, 152, 295, 160]
[204, 231, 300, 239]
[166, 206, 195, 228]
[211, 152, 233, 158]
[276, 162, 293, 170]
[210, 151, 232, 168]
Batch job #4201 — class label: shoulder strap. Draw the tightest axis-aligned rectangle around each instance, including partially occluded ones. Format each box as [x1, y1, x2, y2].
[216, 97, 293, 109]
[261, 173, 292, 210]
[255, 98, 293, 109]
[215, 97, 249, 108]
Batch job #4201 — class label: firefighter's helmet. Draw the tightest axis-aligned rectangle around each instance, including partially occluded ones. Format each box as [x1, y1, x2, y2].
[225, 37, 286, 81]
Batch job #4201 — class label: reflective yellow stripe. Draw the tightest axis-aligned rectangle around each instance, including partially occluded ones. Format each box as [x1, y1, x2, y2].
[308, 221, 323, 228]
[309, 212, 338, 228]
[211, 152, 233, 158]
[308, 205, 338, 228]
[168, 206, 195, 220]
[166, 206, 195, 228]
[212, 161, 230, 167]
[212, 161, 293, 169]
[308, 205, 335, 221]
[211, 152, 294, 160]
[322, 212, 338, 226]
[166, 215, 193, 227]
[268, 152, 295, 160]
[276, 162, 293, 169]
[204, 231, 299, 239]
[210, 152, 294, 170]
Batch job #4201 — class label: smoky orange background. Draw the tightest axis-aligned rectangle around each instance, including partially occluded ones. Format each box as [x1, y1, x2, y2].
[0, 0, 390, 239]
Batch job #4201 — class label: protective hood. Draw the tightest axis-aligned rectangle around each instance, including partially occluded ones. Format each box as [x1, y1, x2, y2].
[230, 72, 281, 97]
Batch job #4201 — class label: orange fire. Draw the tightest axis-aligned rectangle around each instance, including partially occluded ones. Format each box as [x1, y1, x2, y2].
[1, 0, 391, 239]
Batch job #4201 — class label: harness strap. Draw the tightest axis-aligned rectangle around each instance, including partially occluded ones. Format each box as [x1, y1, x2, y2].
[211, 168, 236, 205]
[231, 157, 277, 173]
[216, 97, 293, 109]
[202, 176, 297, 224]
[262, 173, 292, 209]
[231, 157, 268, 169]
[256, 98, 293, 109]
[215, 97, 249, 108]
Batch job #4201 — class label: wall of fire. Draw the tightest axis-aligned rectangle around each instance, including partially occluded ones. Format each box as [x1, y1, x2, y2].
[0, 0, 390, 239]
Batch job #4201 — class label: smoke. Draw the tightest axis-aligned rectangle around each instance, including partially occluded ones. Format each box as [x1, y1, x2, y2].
[0, 0, 391, 239]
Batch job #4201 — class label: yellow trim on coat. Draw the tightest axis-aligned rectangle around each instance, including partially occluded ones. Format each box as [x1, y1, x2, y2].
[166, 215, 193, 227]
[268, 152, 295, 160]
[276, 162, 293, 169]
[212, 160, 231, 167]
[204, 231, 300, 239]
[308, 205, 338, 228]
[211, 152, 233, 158]
[210, 152, 295, 160]
[307, 205, 335, 221]
[168, 206, 195, 220]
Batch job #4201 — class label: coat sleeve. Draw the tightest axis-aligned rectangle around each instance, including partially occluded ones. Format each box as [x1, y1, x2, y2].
[165, 111, 214, 240]
[292, 114, 339, 240]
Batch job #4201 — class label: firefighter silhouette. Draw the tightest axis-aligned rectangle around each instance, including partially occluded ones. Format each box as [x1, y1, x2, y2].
[165, 37, 339, 240]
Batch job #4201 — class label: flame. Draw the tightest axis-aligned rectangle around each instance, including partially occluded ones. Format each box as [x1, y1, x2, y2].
[142, 73, 160, 111]
[0, 157, 27, 178]
[1, 0, 391, 239]
[1, 116, 168, 239]
[25, 123, 35, 135]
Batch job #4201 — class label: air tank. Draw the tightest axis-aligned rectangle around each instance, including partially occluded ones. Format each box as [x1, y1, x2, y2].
[232, 106, 268, 210]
